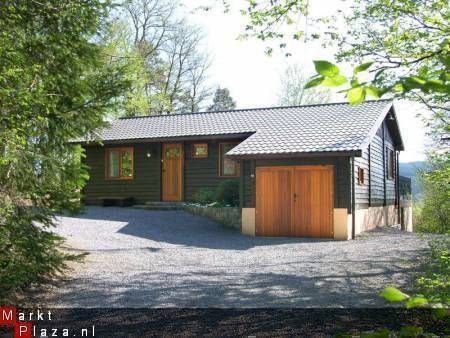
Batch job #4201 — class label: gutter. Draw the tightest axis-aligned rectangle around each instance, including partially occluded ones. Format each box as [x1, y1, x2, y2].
[396, 151, 402, 229]
[227, 150, 362, 161]
[351, 156, 356, 240]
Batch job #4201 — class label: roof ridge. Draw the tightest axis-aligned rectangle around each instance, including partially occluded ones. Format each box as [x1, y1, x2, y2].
[118, 99, 393, 120]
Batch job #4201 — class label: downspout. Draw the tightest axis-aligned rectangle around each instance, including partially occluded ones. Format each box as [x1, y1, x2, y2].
[396, 151, 402, 229]
[239, 160, 245, 233]
[239, 160, 244, 210]
[351, 156, 356, 239]
[368, 144, 371, 207]
[382, 122, 387, 206]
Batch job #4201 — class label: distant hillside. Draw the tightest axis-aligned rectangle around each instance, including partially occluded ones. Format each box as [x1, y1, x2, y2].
[399, 161, 427, 198]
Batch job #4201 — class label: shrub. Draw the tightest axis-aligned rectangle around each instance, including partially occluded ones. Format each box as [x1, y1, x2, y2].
[215, 179, 239, 206]
[415, 238, 450, 306]
[193, 188, 216, 205]
[0, 205, 80, 303]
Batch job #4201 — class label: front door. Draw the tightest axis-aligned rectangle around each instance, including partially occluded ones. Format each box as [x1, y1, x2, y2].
[162, 143, 183, 201]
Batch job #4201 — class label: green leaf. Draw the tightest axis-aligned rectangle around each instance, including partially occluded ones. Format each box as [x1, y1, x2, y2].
[403, 76, 427, 90]
[313, 60, 340, 77]
[380, 287, 409, 303]
[424, 79, 447, 93]
[347, 86, 366, 104]
[323, 75, 347, 87]
[394, 82, 404, 92]
[366, 85, 381, 98]
[304, 76, 325, 89]
[353, 62, 374, 74]
[405, 295, 428, 309]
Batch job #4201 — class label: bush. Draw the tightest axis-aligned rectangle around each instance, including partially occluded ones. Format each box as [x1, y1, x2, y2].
[0, 206, 79, 303]
[193, 188, 216, 205]
[415, 238, 450, 306]
[215, 179, 239, 206]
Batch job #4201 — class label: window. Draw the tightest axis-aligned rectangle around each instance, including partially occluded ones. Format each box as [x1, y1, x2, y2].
[219, 143, 240, 177]
[386, 147, 395, 180]
[106, 147, 133, 179]
[357, 166, 365, 185]
[192, 143, 208, 158]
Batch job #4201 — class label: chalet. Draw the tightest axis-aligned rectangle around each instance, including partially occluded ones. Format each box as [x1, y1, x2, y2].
[77, 99, 409, 240]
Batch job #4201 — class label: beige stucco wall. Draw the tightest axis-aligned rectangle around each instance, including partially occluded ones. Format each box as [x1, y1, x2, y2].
[241, 208, 256, 236]
[333, 208, 352, 240]
[243, 206, 403, 239]
[334, 206, 400, 239]
[354, 205, 399, 235]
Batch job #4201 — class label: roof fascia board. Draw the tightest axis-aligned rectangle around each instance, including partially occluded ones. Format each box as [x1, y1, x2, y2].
[386, 103, 405, 150]
[359, 101, 398, 151]
[226, 150, 362, 160]
[78, 132, 254, 145]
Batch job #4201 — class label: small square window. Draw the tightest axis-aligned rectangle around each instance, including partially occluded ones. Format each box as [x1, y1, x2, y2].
[357, 166, 364, 185]
[192, 143, 208, 158]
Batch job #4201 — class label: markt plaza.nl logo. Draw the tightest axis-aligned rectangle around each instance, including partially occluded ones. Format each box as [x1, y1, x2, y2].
[0, 307, 95, 337]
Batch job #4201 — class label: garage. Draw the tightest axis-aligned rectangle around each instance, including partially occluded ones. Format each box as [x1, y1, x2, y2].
[255, 165, 334, 237]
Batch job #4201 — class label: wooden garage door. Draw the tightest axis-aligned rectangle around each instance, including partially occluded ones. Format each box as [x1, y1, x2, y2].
[256, 165, 334, 238]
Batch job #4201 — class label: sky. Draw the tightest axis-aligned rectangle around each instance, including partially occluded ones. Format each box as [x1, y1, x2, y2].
[184, 0, 428, 163]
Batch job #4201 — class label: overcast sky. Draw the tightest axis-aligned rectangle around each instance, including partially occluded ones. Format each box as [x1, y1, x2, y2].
[184, 0, 428, 163]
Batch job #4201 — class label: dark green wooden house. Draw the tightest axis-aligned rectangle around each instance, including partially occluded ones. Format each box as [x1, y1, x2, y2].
[77, 100, 409, 240]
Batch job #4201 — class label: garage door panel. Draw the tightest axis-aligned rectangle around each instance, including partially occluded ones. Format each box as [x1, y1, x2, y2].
[320, 169, 333, 237]
[256, 168, 292, 236]
[256, 165, 334, 238]
[293, 169, 308, 236]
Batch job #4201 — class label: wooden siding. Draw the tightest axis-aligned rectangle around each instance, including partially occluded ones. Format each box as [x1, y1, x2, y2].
[354, 120, 398, 209]
[84, 139, 245, 204]
[183, 139, 243, 201]
[83, 143, 161, 204]
[243, 156, 350, 211]
[354, 145, 370, 208]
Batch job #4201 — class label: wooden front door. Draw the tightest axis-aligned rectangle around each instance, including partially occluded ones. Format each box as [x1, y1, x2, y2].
[256, 165, 333, 238]
[162, 143, 183, 201]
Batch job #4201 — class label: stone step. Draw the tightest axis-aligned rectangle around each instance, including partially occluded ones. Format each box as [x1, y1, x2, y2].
[144, 201, 184, 207]
[133, 202, 185, 211]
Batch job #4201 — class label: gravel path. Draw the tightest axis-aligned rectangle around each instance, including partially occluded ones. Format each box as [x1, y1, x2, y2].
[35, 206, 429, 308]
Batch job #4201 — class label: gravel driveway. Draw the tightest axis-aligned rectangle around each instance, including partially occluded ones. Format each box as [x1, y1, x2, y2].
[36, 206, 429, 308]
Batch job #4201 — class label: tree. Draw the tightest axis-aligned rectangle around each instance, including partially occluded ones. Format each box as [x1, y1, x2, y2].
[278, 65, 332, 105]
[119, 0, 212, 114]
[415, 151, 450, 234]
[208, 87, 237, 111]
[0, 0, 129, 301]
[235, 0, 449, 108]
[101, 20, 150, 118]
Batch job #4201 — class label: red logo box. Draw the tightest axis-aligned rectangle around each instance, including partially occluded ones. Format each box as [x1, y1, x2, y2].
[0, 308, 16, 325]
[14, 322, 32, 338]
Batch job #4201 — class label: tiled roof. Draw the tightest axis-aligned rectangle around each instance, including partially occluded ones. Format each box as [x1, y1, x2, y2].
[79, 100, 396, 157]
